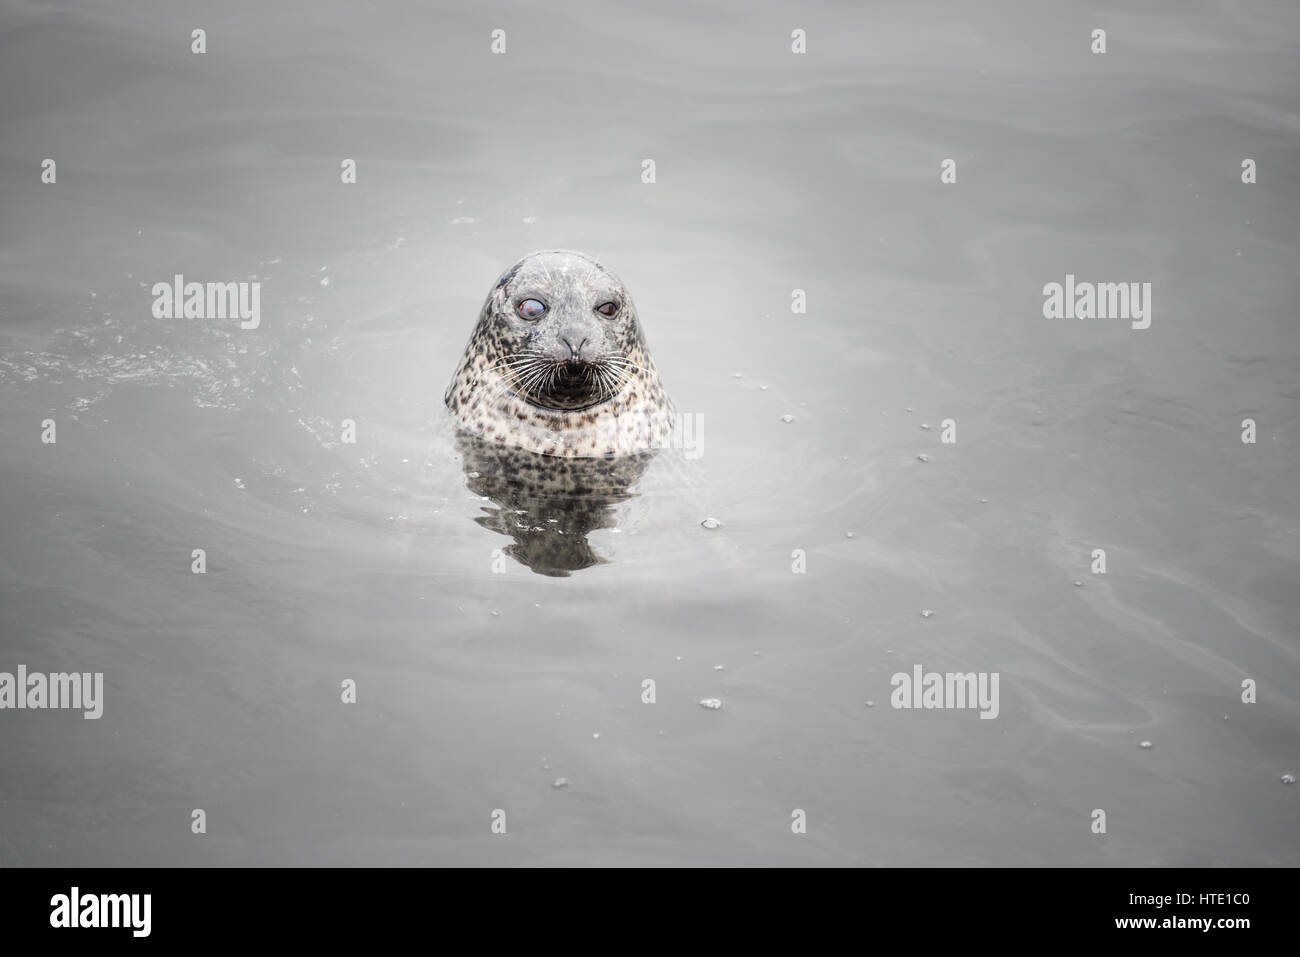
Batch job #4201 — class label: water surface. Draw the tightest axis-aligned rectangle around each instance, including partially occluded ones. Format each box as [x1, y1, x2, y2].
[1, 0, 1297, 866]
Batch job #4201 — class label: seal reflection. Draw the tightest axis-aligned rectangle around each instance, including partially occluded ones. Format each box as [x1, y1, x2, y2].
[455, 432, 656, 577]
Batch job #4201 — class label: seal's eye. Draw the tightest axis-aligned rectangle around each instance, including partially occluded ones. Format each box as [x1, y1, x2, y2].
[517, 298, 547, 320]
[595, 301, 619, 319]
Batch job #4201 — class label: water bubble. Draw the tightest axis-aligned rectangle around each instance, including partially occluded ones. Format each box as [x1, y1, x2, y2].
[552, 777, 568, 788]
[592, 733, 600, 740]
[1282, 773, 1296, 785]
[491, 610, 500, 617]
[733, 372, 743, 379]
[978, 498, 988, 504]
[699, 698, 723, 711]
[920, 423, 931, 430]
[920, 609, 935, 618]
[845, 531, 855, 538]
[713, 665, 725, 671]
[865, 700, 875, 708]
[700, 517, 721, 530]
[917, 453, 930, 463]
[1073, 581, 1083, 587]
[780, 414, 795, 423]
[1138, 740, 1153, 750]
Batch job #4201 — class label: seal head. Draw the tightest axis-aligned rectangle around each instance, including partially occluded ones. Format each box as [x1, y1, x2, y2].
[445, 250, 674, 457]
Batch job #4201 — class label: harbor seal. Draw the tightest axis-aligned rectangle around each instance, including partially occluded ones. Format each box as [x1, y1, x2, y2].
[445, 250, 675, 457]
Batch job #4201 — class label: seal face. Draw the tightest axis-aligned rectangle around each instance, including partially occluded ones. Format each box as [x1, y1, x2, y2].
[445, 250, 674, 458]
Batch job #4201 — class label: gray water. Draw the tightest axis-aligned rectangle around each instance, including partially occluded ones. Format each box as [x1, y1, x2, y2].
[1, 0, 1297, 866]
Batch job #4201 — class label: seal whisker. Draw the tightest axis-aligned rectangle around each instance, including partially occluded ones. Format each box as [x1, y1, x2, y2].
[597, 366, 621, 402]
[488, 353, 542, 380]
[600, 359, 647, 377]
[515, 361, 555, 400]
[492, 356, 544, 393]
[489, 353, 552, 401]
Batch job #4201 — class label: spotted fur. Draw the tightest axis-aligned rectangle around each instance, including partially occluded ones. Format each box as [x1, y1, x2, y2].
[445, 250, 675, 458]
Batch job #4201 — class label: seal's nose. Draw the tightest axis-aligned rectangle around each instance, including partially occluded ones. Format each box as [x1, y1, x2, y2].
[560, 336, 589, 361]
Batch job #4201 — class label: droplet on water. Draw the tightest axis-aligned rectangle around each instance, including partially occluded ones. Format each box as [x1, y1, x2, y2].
[699, 698, 723, 711]
[700, 517, 721, 530]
